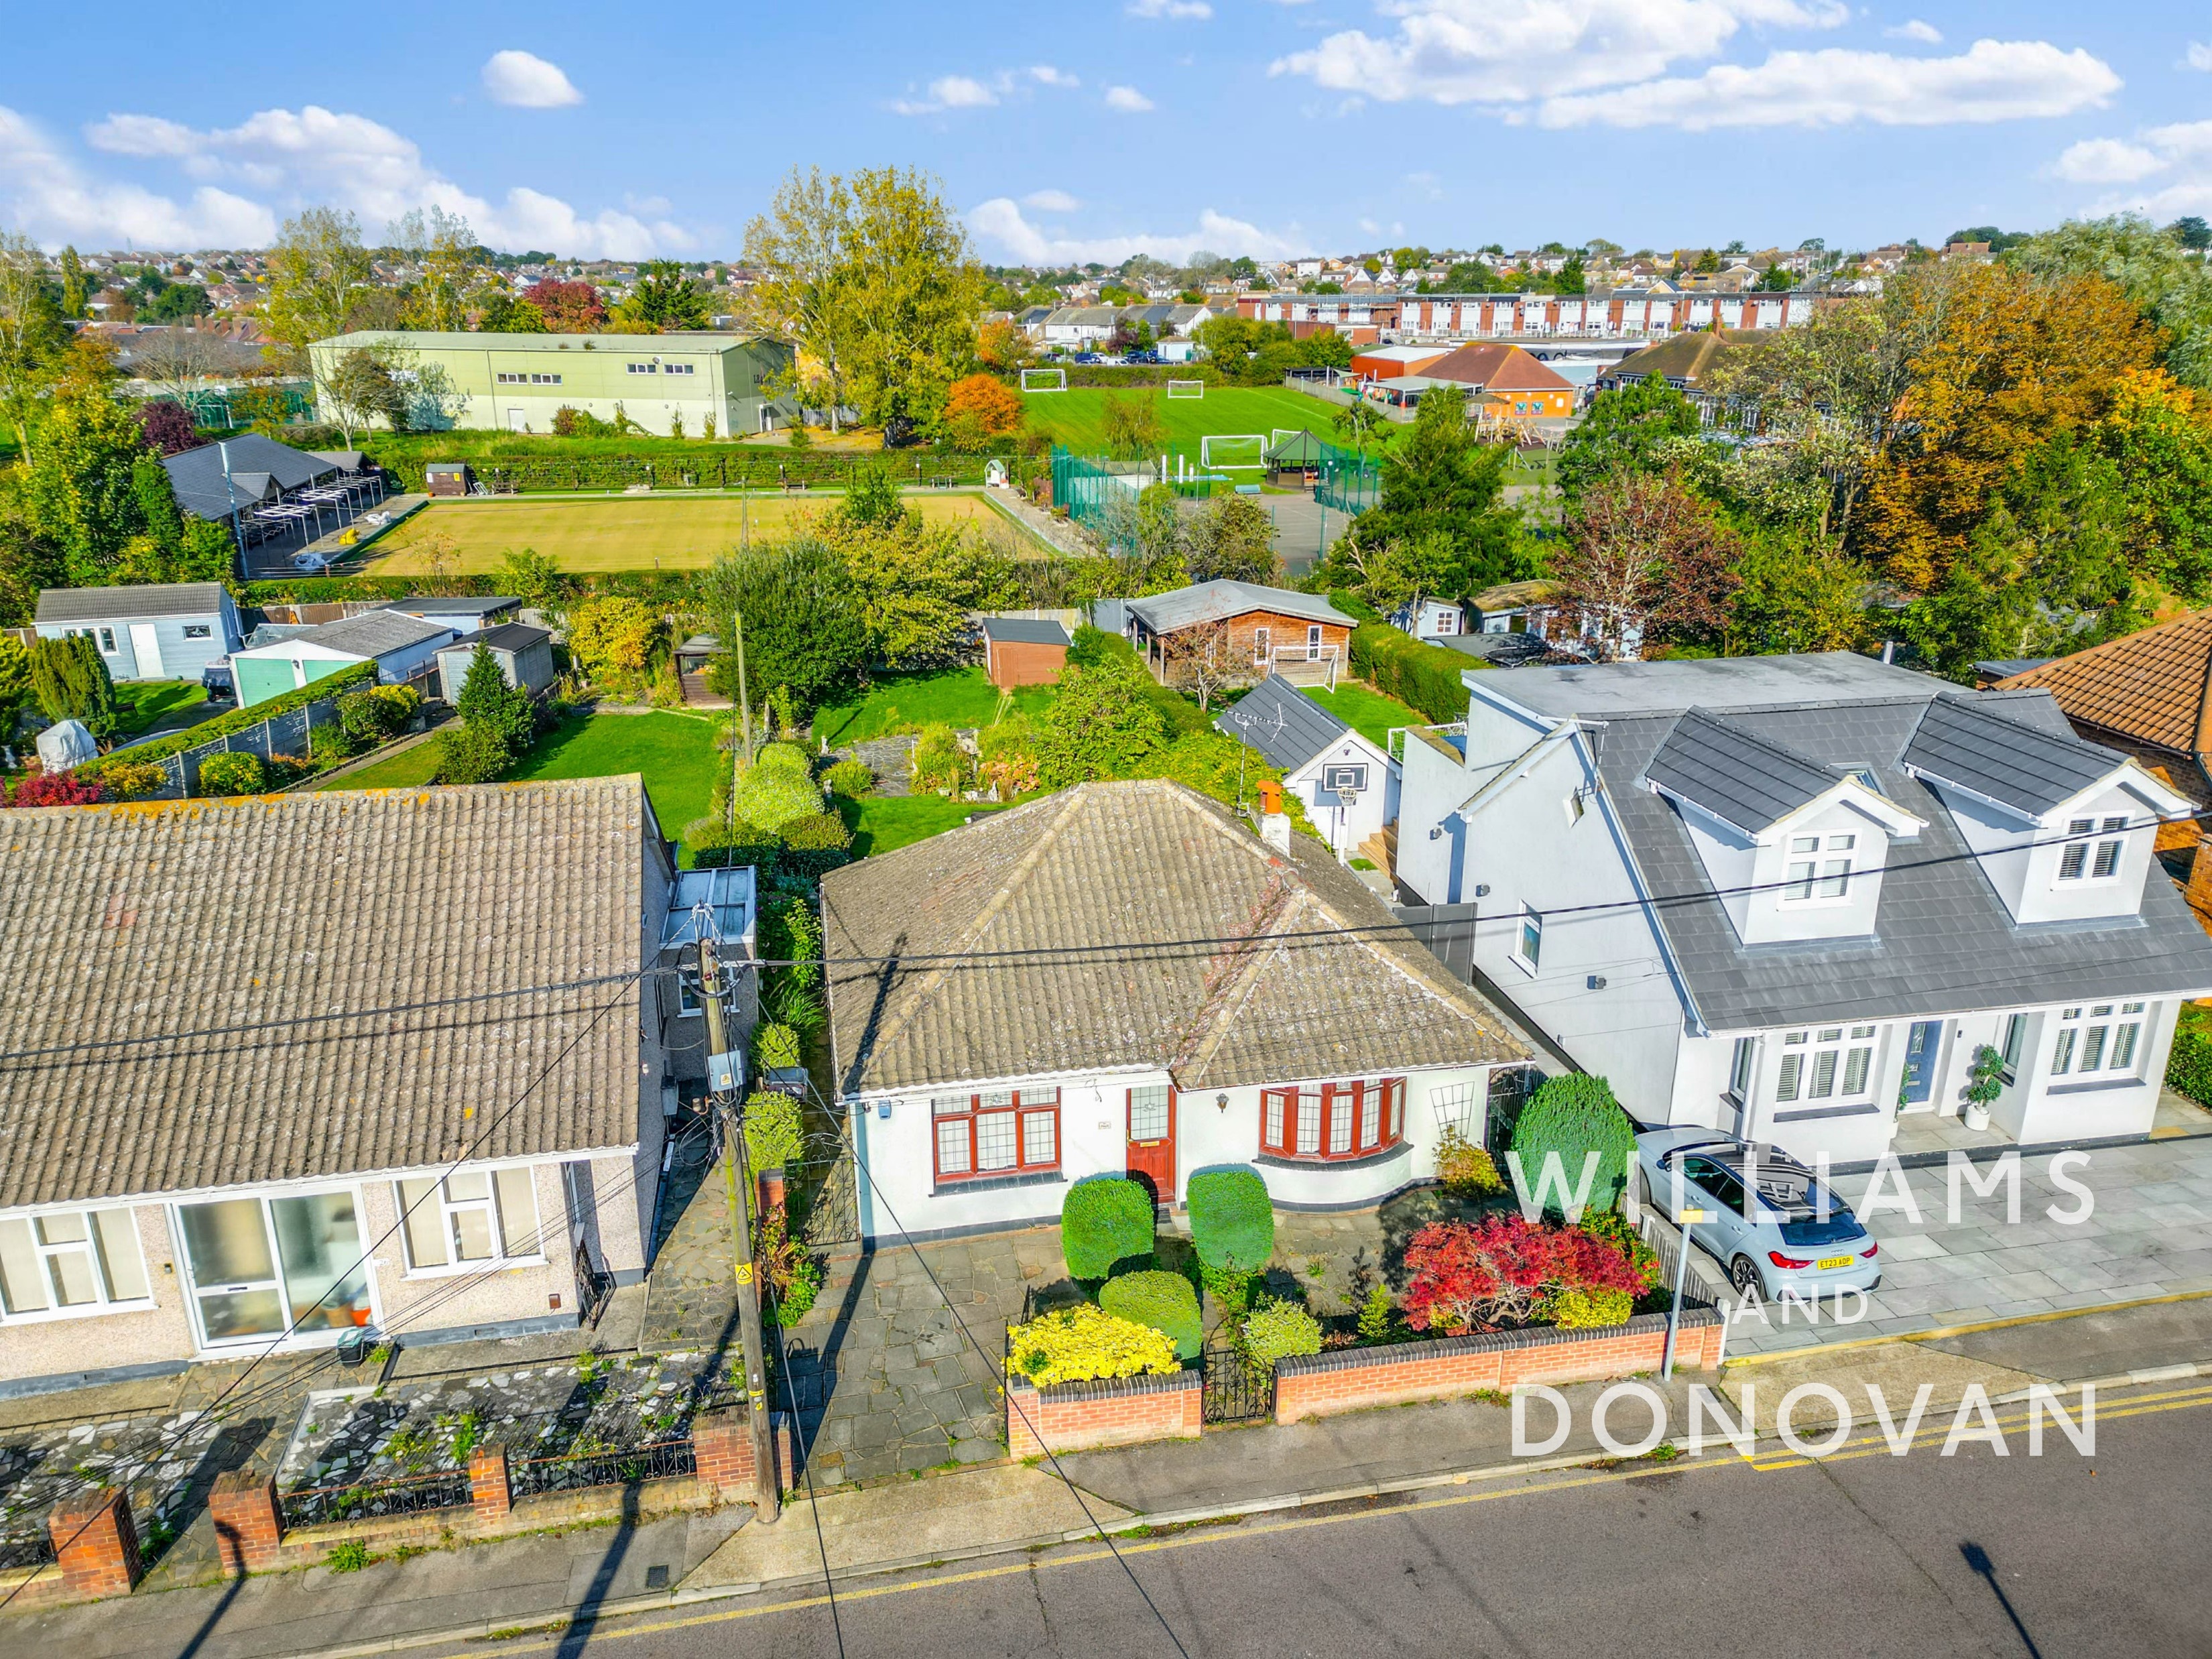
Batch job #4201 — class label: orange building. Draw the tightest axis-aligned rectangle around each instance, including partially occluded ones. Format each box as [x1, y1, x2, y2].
[1413, 343, 1577, 418]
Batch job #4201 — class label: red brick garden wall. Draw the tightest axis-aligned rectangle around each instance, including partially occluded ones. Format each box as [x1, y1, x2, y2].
[1006, 1370, 1203, 1458]
[1274, 1310, 1726, 1426]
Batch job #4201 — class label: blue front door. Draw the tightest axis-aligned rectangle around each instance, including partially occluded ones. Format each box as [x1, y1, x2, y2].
[1902, 1021, 1943, 1107]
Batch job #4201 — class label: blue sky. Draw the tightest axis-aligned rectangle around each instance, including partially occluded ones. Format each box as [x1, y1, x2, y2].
[1, 3, 2207, 262]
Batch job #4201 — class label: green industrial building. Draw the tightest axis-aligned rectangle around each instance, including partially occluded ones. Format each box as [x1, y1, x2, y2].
[307, 330, 796, 436]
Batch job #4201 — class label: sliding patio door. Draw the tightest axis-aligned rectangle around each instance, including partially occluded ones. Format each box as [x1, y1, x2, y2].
[177, 1191, 373, 1347]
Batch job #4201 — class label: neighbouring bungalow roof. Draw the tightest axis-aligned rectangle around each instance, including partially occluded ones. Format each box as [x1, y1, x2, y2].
[821, 780, 1531, 1097]
[36, 582, 230, 625]
[234, 609, 453, 662]
[1215, 674, 1354, 774]
[1991, 611, 2212, 761]
[0, 778, 660, 1210]
[1126, 580, 1349, 634]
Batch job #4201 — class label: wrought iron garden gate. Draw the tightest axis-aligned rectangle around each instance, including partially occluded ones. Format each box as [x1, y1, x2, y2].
[785, 1131, 859, 1249]
[1200, 1331, 1276, 1426]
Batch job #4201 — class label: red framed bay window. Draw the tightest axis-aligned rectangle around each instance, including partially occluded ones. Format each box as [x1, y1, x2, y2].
[1259, 1077, 1406, 1162]
[932, 1087, 1060, 1183]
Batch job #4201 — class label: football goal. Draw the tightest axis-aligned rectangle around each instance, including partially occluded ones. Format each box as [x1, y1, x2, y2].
[1020, 367, 1068, 392]
[1199, 434, 1266, 470]
[1272, 428, 1306, 446]
[1166, 379, 1205, 399]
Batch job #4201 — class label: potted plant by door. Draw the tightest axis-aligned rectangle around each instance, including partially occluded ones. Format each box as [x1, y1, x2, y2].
[1962, 1044, 2004, 1132]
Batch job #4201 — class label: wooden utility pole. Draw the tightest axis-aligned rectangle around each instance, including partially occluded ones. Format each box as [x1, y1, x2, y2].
[733, 608, 754, 763]
[700, 930, 779, 1523]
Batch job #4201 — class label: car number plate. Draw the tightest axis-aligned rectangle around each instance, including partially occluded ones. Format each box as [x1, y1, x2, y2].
[1817, 1254, 1854, 1270]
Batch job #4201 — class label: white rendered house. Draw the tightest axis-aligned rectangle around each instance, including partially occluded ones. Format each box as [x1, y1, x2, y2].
[821, 781, 1535, 1242]
[1213, 674, 1397, 862]
[1392, 653, 2212, 1166]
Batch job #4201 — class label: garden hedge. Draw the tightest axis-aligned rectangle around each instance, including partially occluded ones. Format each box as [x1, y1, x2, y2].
[78, 660, 377, 780]
[358, 435, 995, 495]
[1060, 1176, 1156, 1281]
[196, 752, 265, 796]
[1005, 1304, 1178, 1388]
[1187, 1166, 1274, 1274]
[1348, 622, 1486, 724]
[2168, 1020, 2212, 1106]
[1099, 1270, 1202, 1362]
[1508, 1074, 1640, 1217]
[1241, 1299, 1323, 1367]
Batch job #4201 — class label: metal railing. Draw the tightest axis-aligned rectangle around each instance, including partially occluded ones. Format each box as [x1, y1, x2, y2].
[0, 1532, 58, 1573]
[278, 1467, 472, 1530]
[508, 1438, 695, 1498]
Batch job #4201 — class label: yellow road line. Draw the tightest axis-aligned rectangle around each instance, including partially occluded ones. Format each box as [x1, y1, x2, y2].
[1721, 1287, 2212, 1369]
[444, 1384, 2212, 1656]
[1743, 1381, 2212, 1469]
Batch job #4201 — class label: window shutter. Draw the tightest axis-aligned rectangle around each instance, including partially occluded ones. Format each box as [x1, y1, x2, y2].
[1776, 1053, 1802, 1101]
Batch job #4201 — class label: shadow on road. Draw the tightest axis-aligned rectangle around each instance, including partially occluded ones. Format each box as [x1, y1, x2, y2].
[1961, 1541, 2044, 1658]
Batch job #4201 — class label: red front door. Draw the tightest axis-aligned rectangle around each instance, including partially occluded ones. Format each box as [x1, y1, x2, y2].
[1125, 1085, 1176, 1205]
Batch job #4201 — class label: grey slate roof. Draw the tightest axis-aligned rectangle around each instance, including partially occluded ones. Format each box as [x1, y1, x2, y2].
[979, 617, 1070, 647]
[385, 595, 522, 619]
[1900, 694, 2132, 819]
[1215, 674, 1351, 773]
[1578, 694, 2212, 1030]
[1640, 709, 1843, 835]
[0, 778, 659, 1210]
[470, 623, 553, 654]
[237, 610, 453, 662]
[821, 780, 1531, 1097]
[1127, 581, 1350, 635]
[162, 434, 338, 522]
[36, 582, 229, 625]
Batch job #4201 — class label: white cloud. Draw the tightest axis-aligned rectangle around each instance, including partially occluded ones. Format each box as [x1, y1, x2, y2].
[57, 102, 690, 255]
[480, 50, 584, 109]
[1105, 85, 1156, 113]
[894, 66, 1081, 113]
[968, 197, 1298, 265]
[1883, 19, 1942, 45]
[1022, 188, 1081, 211]
[1271, 0, 1849, 106]
[1536, 40, 2122, 129]
[2052, 136, 2167, 185]
[2188, 42, 2212, 72]
[2061, 119, 2212, 218]
[1, 105, 274, 247]
[1127, 0, 1212, 17]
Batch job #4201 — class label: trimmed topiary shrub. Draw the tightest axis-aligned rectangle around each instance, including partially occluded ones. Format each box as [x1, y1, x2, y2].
[100, 760, 170, 800]
[729, 753, 824, 831]
[1241, 1299, 1323, 1368]
[1508, 1074, 1640, 1217]
[196, 752, 265, 796]
[751, 1022, 802, 1070]
[1060, 1176, 1156, 1282]
[776, 810, 855, 879]
[743, 1089, 806, 1176]
[1099, 1270, 1201, 1362]
[1187, 1166, 1274, 1274]
[2167, 1018, 2212, 1105]
[1543, 1286, 1634, 1329]
[1005, 1304, 1180, 1388]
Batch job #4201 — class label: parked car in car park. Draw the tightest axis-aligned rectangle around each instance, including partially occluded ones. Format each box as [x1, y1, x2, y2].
[1635, 1127, 1881, 1300]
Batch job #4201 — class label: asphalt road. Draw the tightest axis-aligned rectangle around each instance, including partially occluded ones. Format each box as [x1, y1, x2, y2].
[464, 1379, 2212, 1659]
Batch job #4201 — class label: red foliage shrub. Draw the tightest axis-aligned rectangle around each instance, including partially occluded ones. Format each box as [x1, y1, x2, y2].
[136, 401, 201, 456]
[9, 770, 108, 807]
[522, 279, 607, 332]
[1401, 1215, 1649, 1335]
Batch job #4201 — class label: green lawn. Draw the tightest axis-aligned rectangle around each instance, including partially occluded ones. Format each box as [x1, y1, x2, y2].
[1021, 385, 1391, 463]
[810, 666, 1057, 749]
[507, 711, 724, 844]
[841, 794, 1007, 858]
[320, 711, 727, 855]
[1302, 682, 1424, 749]
[111, 681, 208, 738]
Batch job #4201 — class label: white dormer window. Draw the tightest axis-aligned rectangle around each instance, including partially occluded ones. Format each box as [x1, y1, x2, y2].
[2056, 817, 2128, 883]
[1784, 833, 1855, 903]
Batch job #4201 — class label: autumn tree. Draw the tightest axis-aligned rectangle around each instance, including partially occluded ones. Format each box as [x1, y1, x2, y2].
[975, 318, 1031, 372]
[1099, 389, 1165, 459]
[1859, 261, 2158, 593]
[519, 278, 605, 332]
[940, 373, 1024, 448]
[1551, 471, 1741, 661]
[391, 206, 485, 332]
[1160, 616, 1243, 711]
[2014, 214, 2212, 391]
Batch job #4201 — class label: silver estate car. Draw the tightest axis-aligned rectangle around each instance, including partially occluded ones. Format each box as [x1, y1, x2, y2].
[1636, 1127, 1882, 1301]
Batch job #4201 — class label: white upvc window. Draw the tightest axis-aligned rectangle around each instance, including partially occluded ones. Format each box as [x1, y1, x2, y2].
[1774, 1025, 1878, 1103]
[1783, 833, 1855, 903]
[0, 1208, 151, 1320]
[395, 1168, 544, 1273]
[2050, 1002, 2148, 1077]
[1512, 906, 1542, 975]
[2057, 817, 2128, 883]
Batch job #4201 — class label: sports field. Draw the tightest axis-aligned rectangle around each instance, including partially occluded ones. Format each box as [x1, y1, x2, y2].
[1020, 385, 1394, 460]
[361, 491, 1008, 575]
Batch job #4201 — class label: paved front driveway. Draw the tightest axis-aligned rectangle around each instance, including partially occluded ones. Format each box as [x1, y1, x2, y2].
[1723, 1134, 2212, 1356]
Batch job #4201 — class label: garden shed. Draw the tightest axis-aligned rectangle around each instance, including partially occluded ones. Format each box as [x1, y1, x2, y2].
[228, 611, 456, 709]
[424, 463, 473, 497]
[435, 624, 558, 702]
[979, 617, 1070, 690]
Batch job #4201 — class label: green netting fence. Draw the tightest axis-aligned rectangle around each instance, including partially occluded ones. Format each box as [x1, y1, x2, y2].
[1314, 438, 1381, 515]
[1050, 446, 1150, 545]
